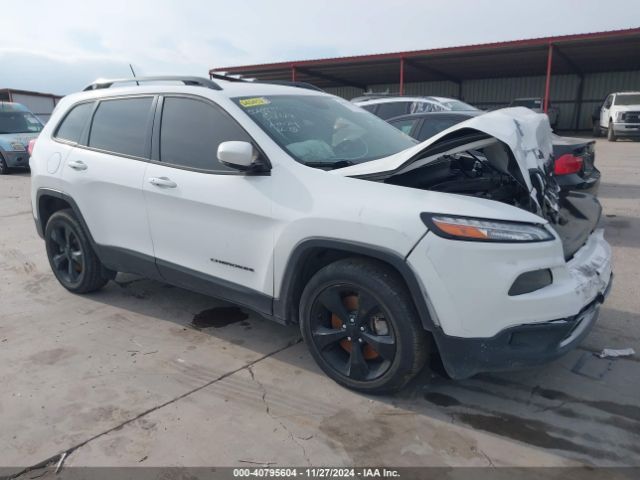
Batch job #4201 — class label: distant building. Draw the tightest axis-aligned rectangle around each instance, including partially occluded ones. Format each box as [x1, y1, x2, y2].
[211, 27, 640, 131]
[0, 88, 63, 123]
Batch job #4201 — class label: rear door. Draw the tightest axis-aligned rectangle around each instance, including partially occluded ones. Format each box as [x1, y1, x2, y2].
[142, 95, 274, 311]
[61, 96, 156, 273]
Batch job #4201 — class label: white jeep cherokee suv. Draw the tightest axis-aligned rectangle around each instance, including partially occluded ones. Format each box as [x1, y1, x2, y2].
[30, 76, 613, 393]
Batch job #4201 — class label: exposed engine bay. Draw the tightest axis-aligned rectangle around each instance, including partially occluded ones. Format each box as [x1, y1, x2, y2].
[386, 150, 536, 212]
[382, 131, 561, 223]
[380, 132, 599, 260]
[335, 110, 602, 260]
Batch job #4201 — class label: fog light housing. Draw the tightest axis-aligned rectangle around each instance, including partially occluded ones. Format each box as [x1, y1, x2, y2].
[508, 269, 553, 296]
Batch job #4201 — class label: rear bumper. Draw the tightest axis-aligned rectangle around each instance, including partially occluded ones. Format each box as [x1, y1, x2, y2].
[555, 168, 600, 196]
[2, 150, 30, 168]
[434, 274, 612, 379]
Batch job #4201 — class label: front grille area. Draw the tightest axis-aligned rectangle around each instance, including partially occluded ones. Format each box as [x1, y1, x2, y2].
[623, 111, 640, 123]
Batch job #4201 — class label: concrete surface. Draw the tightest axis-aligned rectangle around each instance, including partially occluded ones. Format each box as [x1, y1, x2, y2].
[1, 138, 639, 473]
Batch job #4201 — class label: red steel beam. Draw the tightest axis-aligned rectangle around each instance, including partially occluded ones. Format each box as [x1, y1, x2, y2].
[543, 43, 554, 113]
[291, 66, 296, 82]
[399, 57, 405, 95]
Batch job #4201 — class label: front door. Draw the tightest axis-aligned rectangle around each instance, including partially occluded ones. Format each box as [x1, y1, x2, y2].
[600, 94, 613, 128]
[142, 96, 274, 313]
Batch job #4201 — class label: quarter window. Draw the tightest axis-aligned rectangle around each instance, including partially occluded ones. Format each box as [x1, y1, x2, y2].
[159, 97, 251, 171]
[55, 102, 94, 143]
[88, 97, 153, 158]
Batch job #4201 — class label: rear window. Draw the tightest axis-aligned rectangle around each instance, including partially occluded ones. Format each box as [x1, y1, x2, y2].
[55, 102, 94, 143]
[417, 116, 466, 141]
[389, 118, 418, 136]
[89, 97, 153, 158]
[375, 101, 411, 119]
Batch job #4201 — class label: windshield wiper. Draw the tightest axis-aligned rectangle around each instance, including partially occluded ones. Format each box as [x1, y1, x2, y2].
[303, 159, 355, 170]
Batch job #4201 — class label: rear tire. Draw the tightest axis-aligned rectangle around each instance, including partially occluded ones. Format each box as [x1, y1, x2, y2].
[299, 258, 429, 394]
[0, 155, 8, 175]
[45, 209, 111, 293]
[607, 121, 617, 142]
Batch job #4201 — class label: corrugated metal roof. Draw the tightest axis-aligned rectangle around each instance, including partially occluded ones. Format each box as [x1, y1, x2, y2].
[210, 28, 640, 89]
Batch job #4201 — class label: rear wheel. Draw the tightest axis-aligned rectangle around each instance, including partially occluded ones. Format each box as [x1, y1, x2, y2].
[45, 209, 111, 293]
[299, 258, 429, 393]
[0, 155, 8, 175]
[607, 121, 617, 142]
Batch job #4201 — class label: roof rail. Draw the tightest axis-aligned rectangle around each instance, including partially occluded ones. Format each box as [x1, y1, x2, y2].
[209, 72, 247, 83]
[83, 76, 222, 91]
[209, 72, 324, 92]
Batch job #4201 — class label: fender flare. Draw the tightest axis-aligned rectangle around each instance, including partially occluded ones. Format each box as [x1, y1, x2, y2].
[273, 237, 436, 331]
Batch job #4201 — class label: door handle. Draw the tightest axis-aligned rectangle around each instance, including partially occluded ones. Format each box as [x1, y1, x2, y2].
[68, 160, 87, 171]
[148, 177, 177, 188]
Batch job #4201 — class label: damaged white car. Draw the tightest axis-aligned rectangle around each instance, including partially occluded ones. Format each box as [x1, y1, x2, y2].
[30, 77, 613, 393]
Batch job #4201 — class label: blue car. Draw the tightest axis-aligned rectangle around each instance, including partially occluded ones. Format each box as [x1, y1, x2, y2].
[0, 102, 44, 174]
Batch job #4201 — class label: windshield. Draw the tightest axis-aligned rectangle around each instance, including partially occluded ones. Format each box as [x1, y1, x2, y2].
[615, 94, 640, 106]
[439, 99, 478, 111]
[0, 111, 43, 134]
[233, 95, 417, 167]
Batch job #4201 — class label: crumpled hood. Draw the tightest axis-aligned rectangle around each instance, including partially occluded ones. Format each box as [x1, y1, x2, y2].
[333, 107, 554, 192]
[0, 132, 39, 150]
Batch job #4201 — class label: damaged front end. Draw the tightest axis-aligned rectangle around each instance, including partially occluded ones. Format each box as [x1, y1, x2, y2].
[336, 107, 599, 259]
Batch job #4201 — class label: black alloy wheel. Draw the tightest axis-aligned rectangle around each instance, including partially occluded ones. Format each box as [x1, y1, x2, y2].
[300, 258, 429, 393]
[45, 209, 112, 293]
[49, 223, 85, 287]
[309, 284, 397, 382]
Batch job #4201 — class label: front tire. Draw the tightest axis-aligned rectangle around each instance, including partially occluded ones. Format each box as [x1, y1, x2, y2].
[299, 258, 429, 393]
[45, 209, 111, 293]
[0, 155, 8, 175]
[607, 121, 617, 142]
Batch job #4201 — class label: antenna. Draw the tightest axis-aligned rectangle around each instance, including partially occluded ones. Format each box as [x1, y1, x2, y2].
[129, 64, 139, 86]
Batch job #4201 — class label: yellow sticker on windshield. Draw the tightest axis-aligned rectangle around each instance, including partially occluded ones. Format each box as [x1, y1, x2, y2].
[239, 97, 271, 108]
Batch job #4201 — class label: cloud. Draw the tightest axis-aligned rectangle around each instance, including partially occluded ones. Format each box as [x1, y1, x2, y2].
[1, 0, 639, 94]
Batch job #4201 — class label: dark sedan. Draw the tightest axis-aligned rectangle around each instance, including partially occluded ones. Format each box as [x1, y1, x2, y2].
[388, 111, 600, 195]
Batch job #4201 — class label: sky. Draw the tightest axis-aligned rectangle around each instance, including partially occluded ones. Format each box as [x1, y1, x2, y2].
[1, 0, 639, 95]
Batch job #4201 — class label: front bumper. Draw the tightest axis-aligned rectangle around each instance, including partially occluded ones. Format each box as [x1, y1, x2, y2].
[433, 277, 612, 379]
[1, 150, 30, 168]
[612, 122, 640, 136]
[407, 223, 613, 378]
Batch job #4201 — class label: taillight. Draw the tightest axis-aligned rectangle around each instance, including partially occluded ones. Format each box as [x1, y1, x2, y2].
[28, 139, 37, 156]
[554, 154, 583, 175]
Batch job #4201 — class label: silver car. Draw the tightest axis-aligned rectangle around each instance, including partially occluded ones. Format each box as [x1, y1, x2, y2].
[0, 102, 43, 174]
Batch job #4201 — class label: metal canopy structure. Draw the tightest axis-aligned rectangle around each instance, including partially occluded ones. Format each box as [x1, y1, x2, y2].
[210, 27, 640, 113]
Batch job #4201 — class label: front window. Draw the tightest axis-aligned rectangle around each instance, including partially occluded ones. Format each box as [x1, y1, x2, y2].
[438, 99, 478, 111]
[0, 111, 43, 134]
[614, 94, 640, 106]
[234, 95, 416, 168]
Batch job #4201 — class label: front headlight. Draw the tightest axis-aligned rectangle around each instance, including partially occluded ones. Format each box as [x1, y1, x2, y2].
[616, 111, 625, 122]
[421, 213, 554, 243]
[10, 142, 26, 152]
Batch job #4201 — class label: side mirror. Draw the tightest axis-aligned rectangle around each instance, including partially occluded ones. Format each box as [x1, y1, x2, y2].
[217, 141, 264, 171]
